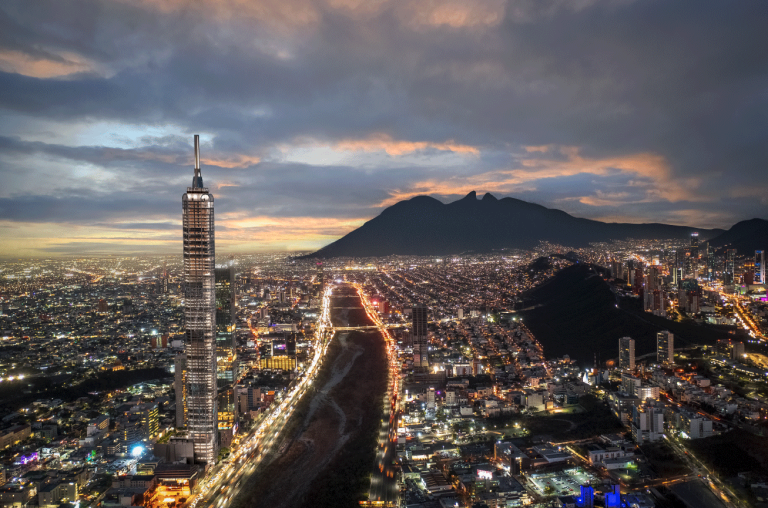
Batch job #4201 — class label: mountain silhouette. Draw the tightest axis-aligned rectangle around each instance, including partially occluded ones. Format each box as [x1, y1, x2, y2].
[308, 191, 725, 258]
[707, 218, 768, 255]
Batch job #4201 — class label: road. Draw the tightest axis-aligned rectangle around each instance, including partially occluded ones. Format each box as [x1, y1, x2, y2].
[663, 434, 747, 508]
[356, 283, 401, 507]
[185, 285, 335, 508]
[720, 291, 766, 341]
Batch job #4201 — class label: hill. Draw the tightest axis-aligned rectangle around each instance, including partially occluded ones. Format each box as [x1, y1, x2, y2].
[518, 262, 748, 367]
[307, 191, 723, 258]
[707, 218, 768, 255]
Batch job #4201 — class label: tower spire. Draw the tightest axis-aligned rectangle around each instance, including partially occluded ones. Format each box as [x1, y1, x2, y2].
[192, 134, 203, 188]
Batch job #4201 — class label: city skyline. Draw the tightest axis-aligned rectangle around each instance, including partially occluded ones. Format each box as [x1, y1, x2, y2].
[1, 1, 767, 257]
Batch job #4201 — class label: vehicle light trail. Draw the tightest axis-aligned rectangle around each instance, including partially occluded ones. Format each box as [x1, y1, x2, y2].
[355, 282, 401, 506]
[186, 285, 334, 508]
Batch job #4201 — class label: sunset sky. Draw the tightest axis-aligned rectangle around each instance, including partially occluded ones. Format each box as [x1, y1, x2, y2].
[1, 0, 767, 257]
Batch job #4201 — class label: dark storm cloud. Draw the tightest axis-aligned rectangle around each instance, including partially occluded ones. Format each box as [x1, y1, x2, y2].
[0, 0, 766, 255]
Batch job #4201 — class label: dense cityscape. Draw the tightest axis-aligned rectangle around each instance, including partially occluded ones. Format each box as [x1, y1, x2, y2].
[3, 2, 768, 508]
[0, 143, 767, 507]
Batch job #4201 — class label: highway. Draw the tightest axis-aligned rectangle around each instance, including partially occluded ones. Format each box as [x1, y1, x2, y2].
[184, 285, 335, 508]
[356, 283, 401, 507]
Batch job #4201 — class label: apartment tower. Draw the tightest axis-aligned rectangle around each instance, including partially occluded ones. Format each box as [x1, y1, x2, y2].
[656, 330, 674, 365]
[618, 337, 635, 370]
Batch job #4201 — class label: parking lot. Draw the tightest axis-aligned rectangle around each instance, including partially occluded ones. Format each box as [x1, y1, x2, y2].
[528, 468, 595, 497]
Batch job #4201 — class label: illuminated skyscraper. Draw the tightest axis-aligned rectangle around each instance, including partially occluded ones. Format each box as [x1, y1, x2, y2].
[656, 330, 674, 365]
[412, 303, 429, 368]
[618, 337, 635, 370]
[690, 232, 699, 259]
[706, 243, 715, 281]
[182, 135, 218, 464]
[725, 249, 737, 285]
[215, 265, 237, 387]
[756, 250, 765, 284]
[316, 261, 324, 296]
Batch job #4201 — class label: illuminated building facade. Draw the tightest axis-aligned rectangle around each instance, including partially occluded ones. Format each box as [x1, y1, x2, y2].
[412, 303, 429, 368]
[618, 337, 635, 370]
[656, 330, 674, 365]
[182, 135, 218, 464]
[725, 249, 737, 284]
[215, 265, 237, 387]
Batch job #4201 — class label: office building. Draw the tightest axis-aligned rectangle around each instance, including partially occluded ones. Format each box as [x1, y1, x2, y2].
[657, 331, 674, 365]
[618, 337, 635, 370]
[412, 303, 429, 368]
[756, 250, 765, 284]
[182, 135, 218, 464]
[215, 265, 237, 387]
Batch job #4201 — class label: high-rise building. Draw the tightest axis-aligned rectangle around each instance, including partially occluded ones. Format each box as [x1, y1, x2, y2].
[316, 262, 324, 295]
[217, 386, 237, 448]
[690, 232, 699, 259]
[756, 250, 765, 284]
[618, 337, 635, 370]
[412, 303, 429, 368]
[656, 331, 674, 365]
[182, 135, 218, 464]
[706, 243, 715, 281]
[725, 249, 737, 285]
[215, 265, 237, 388]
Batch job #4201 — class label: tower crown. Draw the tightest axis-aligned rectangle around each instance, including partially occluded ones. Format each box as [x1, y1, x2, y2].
[192, 134, 204, 188]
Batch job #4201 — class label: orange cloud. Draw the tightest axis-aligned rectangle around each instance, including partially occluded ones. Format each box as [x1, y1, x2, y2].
[0, 214, 365, 257]
[378, 146, 706, 207]
[399, 0, 505, 28]
[124, 0, 504, 33]
[204, 154, 261, 168]
[333, 133, 479, 156]
[524, 145, 552, 153]
[0, 49, 102, 78]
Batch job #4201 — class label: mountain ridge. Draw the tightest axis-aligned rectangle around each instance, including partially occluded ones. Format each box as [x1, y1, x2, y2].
[707, 218, 768, 255]
[307, 191, 730, 258]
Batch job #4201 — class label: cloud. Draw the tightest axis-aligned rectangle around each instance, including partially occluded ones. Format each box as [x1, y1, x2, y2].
[0, 49, 103, 78]
[0, 0, 767, 256]
[331, 133, 479, 156]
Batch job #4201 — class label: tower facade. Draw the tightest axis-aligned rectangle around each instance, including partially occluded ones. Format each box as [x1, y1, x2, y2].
[182, 135, 218, 464]
[174, 352, 187, 429]
[756, 250, 765, 284]
[412, 303, 429, 368]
